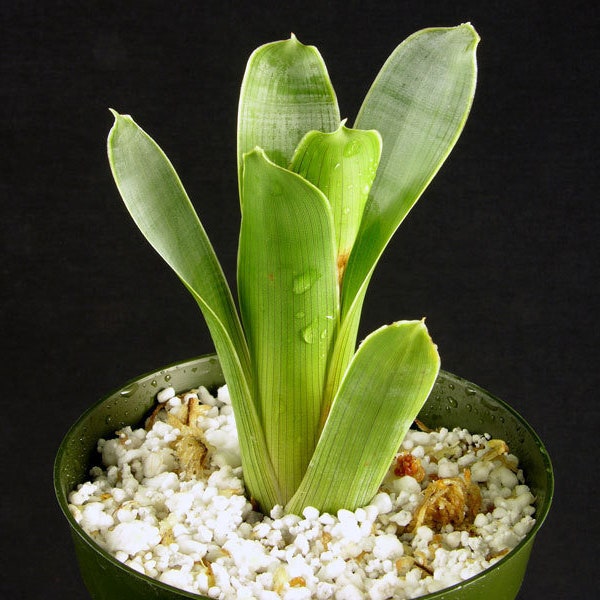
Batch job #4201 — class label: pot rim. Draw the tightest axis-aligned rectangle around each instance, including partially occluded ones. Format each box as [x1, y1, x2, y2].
[54, 353, 554, 599]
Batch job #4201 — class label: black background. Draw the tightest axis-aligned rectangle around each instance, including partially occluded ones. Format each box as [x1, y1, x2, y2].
[2, 1, 597, 598]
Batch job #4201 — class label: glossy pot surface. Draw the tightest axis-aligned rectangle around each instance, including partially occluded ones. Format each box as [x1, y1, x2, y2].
[55, 354, 553, 600]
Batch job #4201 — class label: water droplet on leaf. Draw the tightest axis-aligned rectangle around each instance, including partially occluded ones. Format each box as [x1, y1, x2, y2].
[343, 139, 362, 157]
[120, 384, 138, 398]
[301, 324, 315, 344]
[293, 269, 321, 294]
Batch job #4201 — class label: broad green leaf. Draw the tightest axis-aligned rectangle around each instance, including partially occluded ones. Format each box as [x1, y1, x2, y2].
[107, 113, 281, 509]
[238, 149, 339, 504]
[287, 320, 440, 514]
[323, 25, 479, 413]
[290, 124, 382, 283]
[344, 25, 479, 317]
[237, 34, 340, 193]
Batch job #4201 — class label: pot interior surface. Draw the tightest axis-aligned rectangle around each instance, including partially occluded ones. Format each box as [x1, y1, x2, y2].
[422, 371, 553, 519]
[55, 355, 553, 600]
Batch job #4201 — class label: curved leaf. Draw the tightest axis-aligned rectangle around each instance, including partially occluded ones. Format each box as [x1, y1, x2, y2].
[290, 124, 382, 283]
[343, 25, 479, 317]
[287, 320, 440, 514]
[107, 113, 281, 509]
[323, 25, 479, 413]
[238, 149, 339, 503]
[237, 35, 340, 192]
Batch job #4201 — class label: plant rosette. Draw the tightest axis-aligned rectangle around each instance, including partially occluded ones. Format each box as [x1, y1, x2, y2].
[55, 25, 553, 599]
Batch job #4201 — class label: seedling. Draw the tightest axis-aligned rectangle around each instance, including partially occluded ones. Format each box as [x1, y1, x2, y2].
[108, 25, 478, 515]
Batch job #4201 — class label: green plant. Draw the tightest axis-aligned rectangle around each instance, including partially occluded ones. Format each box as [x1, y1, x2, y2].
[107, 24, 479, 515]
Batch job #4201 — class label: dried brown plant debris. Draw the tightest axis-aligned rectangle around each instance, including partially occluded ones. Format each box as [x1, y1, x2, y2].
[414, 419, 433, 433]
[393, 453, 425, 482]
[144, 393, 212, 480]
[411, 468, 482, 532]
[481, 438, 519, 472]
[144, 403, 164, 430]
[175, 434, 209, 479]
[481, 439, 509, 462]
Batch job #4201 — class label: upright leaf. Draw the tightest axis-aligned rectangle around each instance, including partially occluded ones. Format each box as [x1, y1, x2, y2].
[344, 24, 479, 316]
[290, 124, 382, 283]
[237, 35, 340, 192]
[107, 113, 281, 509]
[324, 25, 479, 412]
[238, 149, 339, 504]
[287, 320, 440, 515]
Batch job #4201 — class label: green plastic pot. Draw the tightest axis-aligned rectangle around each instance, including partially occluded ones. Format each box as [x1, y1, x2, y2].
[55, 354, 553, 599]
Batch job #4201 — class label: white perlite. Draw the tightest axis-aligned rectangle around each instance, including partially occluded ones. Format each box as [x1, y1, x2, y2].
[69, 386, 535, 599]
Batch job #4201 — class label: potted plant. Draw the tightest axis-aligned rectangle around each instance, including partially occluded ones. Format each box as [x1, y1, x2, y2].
[55, 24, 553, 599]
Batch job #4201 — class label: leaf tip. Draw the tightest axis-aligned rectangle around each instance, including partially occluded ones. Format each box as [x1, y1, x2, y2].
[244, 146, 269, 162]
[107, 109, 121, 153]
[107, 109, 133, 137]
[459, 22, 481, 48]
[287, 32, 306, 48]
[108, 108, 136, 126]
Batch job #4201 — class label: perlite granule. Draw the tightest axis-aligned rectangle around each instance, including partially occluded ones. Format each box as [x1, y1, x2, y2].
[69, 386, 535, 600]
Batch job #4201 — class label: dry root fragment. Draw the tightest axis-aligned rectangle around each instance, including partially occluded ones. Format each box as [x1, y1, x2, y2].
[144, 394, 213, 480]
[396, 555, 432, 576]
[273, 566, 289, 595]
[414, 560, 434, 576]
[219, 487, 244, 498]
[481, 439, 509, 462]
[395, 556, 414, 575]
[481, 439, 520, 472]
[394, 453, 425, 482]
[160, 526, 175, 546]
[146, 391, 208, 431]
[145, 403, 164, 430]
[196, 558, 215, 588]
[499, 455, 519, 473]
[176, 435, 209, 479]
[430, 443, 461, 462]
[187, 394, 208, 428]
[411, 469, 482, 532]
[167, 412, 185, 431]
[414, 419, 433, 433]
[487, 547, 510, 561]
[161, 399, 188, 425]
